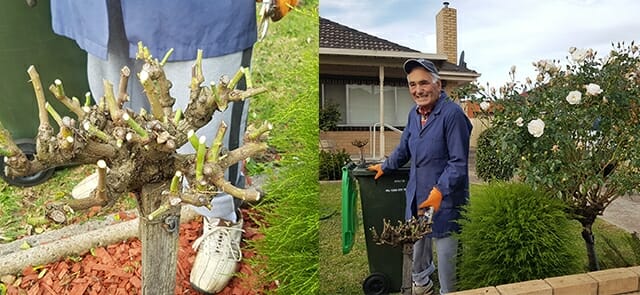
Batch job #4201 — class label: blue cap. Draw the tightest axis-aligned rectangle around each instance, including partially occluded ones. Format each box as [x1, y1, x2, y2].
[403, 59, 439, 75]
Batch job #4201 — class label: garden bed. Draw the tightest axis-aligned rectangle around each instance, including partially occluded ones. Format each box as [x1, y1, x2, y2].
[1, 207, 273, 294]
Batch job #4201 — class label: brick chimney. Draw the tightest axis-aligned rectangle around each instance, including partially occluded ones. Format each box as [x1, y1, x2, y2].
[436, 1, 458, 64]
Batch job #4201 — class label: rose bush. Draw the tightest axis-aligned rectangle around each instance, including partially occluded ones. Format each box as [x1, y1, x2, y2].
[463, 42, 640, 270]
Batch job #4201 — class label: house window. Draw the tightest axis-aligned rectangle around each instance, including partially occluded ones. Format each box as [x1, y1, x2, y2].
[320, 82, 414, 127]
[321, 84, 347, 124]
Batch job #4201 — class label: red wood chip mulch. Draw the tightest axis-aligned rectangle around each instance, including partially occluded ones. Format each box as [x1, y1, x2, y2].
[5, 208, 275, 295]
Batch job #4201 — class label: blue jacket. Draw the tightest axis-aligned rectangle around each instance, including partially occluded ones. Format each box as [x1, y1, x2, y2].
[51, 0, 257, 61]
[382, 91, 472, 238]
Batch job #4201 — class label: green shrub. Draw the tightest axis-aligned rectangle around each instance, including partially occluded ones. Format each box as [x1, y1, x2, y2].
[475, 127, 517, 181]
[319, 103, 341, 131]
[319, 149, 351, 180]
[457, 182, 583, 290]
[249, 0, 319, 292]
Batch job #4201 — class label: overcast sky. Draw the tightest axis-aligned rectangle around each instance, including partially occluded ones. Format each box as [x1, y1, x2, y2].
[320, 0, 640, 88]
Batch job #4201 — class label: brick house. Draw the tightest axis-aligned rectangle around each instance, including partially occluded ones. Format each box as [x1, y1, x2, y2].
[320, 3, 482, 159]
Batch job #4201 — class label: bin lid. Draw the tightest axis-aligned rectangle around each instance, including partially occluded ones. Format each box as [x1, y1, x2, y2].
[351, 163, 410, 177]
[351, 167, 375, 177]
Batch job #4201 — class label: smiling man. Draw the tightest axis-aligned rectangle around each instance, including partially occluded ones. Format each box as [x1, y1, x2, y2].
[368, 58, 472, 294]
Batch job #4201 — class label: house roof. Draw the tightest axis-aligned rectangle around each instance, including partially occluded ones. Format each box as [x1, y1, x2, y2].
[319, 17, 480, 80]
[320, 17, 418, 52]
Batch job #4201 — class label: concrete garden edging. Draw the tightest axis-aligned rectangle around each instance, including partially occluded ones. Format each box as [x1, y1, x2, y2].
[450, 266, 640, 295]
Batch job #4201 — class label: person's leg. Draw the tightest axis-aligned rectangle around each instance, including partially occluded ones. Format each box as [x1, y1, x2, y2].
[434, 236, 458, 294]
[86, 0, 146, 110]
[160, 48, 253, 294]
[163, 48, 251, 222]
[412, 235, 436, 289]
[88, 0, 251, 219]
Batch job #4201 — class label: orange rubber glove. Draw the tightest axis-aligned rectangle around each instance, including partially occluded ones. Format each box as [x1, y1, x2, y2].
[272, 0, 298, 21]
[367, 164, 384, 180]
[418, 187, 442, 213]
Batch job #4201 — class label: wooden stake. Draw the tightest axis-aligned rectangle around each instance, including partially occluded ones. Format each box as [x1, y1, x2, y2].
[140, 183, 179, 295]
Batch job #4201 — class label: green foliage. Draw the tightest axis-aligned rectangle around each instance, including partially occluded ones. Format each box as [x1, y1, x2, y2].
[475, 127, 517, 181]
[319, 149, 351, 180]
[457, 182, 583, 290]
[249, 0, 319, 293]
[597, 230, 640, 268]
[465, 42, 640, 229]
[244, 156, 275, 176]
[319, 103, 341, 131]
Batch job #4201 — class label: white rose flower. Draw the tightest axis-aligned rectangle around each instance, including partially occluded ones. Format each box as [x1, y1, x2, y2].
[566, 90, 582, 105]
[515, 117, 524, 127]
[535, 59, 558, 73]
[480, 101, 491, 111]
[527, 119, 545, 138]
[585, 83, 602, 96]
[571, 48, 588, 63]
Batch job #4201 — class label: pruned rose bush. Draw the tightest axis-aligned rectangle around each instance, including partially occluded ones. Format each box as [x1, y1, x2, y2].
[462, 41, 640, 270]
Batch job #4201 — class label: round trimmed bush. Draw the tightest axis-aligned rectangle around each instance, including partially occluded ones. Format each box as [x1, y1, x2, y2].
[457, 182, 583, 290]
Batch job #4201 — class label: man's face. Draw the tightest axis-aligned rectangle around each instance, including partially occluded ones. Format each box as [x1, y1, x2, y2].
[407, 67, 441, 108]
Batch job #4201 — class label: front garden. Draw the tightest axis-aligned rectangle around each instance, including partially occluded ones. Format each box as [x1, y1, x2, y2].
[319, 42, 640, 294]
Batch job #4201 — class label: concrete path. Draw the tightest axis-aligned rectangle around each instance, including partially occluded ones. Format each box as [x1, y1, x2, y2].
[602, 194, 640, 234]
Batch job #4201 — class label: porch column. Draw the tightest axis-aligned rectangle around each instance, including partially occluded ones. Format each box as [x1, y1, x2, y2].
[379, 66, 385, 159]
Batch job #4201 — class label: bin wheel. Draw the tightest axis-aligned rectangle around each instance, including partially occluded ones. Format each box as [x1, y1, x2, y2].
[0, 138, 55, 187]
[362, 272, 390, 295]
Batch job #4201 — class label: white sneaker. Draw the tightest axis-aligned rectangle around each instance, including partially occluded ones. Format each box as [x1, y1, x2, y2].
[413, 280, 434, 295]
[190, 216, 244, 294]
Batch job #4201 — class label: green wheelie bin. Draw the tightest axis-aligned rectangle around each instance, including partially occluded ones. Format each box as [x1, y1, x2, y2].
[0, 0, 89, 186]
[342, 162, 409, 294]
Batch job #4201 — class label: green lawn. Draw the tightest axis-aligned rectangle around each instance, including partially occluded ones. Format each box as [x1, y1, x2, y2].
[319, 181, 369, 294]
[319, 181, 640, 294]
[0, 165, 136, 243]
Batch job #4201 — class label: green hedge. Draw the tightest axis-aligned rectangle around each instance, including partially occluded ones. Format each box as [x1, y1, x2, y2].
[475, 127, 517, 182]
[319, 149, 351, 180]
[457, 182, 583, 290]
